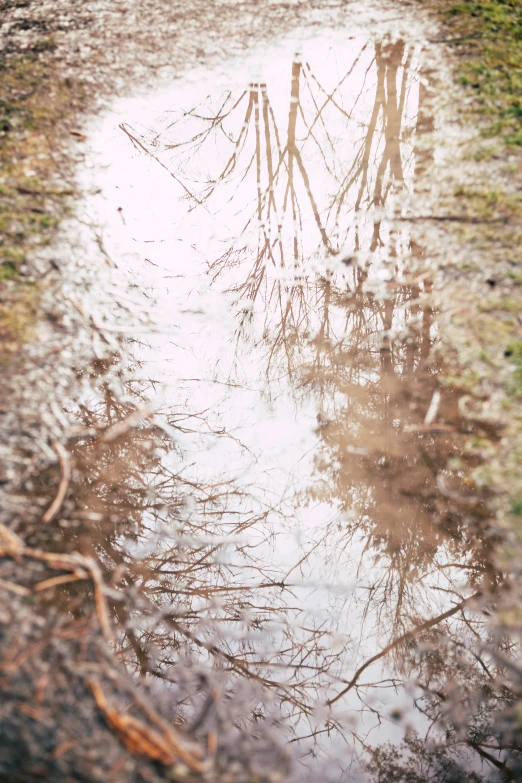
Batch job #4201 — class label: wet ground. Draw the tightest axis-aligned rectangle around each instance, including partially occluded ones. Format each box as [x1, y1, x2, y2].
[1, 1, 522, 781]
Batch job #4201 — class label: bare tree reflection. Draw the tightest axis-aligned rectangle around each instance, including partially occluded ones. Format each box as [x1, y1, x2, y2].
[105, 38, 517, 775]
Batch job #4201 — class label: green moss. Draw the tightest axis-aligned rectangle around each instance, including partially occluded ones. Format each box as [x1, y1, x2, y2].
[0, 264, 17, 281]
[442, 0, 522, 144]
[453, 186, 522, 219]
[504, 130, 522, 145]
[0, 283, 39, 361]
[34, 37, 57, 53]
[0, 50, 87, 361]
[504, 340, 522, 396]
[1, 247, 25, 263]
[505, 340, 522, 358]
[479, 297, 521, 312]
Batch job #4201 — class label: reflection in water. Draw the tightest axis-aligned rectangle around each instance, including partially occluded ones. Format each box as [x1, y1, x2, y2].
[27, 35, 521, 779]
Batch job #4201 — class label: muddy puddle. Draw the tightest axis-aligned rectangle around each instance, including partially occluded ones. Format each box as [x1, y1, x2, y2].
[12, 21, 514, 782]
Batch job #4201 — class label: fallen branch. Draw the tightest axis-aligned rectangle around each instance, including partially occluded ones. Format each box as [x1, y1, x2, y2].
[87, 678, 205, 772]
[43, 441, 71, 523]
[0, 524, 113, 643]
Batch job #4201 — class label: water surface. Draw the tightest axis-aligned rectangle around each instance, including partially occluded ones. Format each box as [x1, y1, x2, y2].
[62, 28, 502, 780]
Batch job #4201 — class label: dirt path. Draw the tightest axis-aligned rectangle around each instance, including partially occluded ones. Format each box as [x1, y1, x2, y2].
[1, 1, 522, 781]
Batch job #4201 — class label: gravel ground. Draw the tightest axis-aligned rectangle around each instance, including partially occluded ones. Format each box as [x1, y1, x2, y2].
[1, 0, 420, 93]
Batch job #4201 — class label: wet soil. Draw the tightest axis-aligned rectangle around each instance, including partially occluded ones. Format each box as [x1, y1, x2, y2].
[1, 2, 522, 782]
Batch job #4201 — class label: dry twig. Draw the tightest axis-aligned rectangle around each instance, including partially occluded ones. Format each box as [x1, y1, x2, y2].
[43, 441, 71, 523]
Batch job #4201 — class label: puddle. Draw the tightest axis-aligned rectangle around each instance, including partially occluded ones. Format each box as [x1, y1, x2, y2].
[30, 26, 506, 780]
